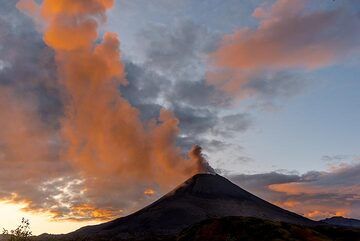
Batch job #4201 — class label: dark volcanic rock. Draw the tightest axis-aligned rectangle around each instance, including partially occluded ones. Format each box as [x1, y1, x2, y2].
[68, 174, 317, 240]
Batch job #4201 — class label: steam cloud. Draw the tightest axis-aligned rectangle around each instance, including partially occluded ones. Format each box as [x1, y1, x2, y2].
[0, 0, 212, 221]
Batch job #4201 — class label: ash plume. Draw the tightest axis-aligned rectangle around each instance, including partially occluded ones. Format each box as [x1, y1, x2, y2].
[189, 145, 216, 174]
[6, 0, 205, 220]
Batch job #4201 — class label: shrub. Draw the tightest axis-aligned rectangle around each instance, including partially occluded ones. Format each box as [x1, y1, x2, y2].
[2, 218, 32, 241]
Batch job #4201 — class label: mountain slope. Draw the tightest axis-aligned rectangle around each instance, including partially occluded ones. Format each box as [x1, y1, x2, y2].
[320, 216, 360, 228]
[177, 216, 360, 241]
[68, 173, 317, 240]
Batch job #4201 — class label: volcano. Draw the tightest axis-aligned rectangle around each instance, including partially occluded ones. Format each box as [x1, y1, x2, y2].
[67, 173, 317, 240]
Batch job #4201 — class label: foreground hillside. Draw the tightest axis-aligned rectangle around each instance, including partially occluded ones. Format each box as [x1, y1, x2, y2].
[177, 216, 360, 241]
[3, 216, 360, 241]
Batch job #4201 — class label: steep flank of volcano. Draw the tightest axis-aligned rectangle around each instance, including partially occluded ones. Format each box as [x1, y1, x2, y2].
[67, 174, 317, 240]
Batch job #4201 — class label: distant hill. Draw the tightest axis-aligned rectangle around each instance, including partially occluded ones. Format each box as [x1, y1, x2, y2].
[321, 216, 360, 228]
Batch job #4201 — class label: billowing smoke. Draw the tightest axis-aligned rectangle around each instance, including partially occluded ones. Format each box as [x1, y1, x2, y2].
[7, 0, 213, 220]
[189, 145, 216, 174]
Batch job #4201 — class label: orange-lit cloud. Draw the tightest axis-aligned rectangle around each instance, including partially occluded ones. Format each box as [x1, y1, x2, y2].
[305, 210, 349, 220]
[274, 199, 351, 220]
[0, 86, 70, 207]
[0, 86, 94, 225]
[268, 180, 359, 220]
[144, 189, 156, 197]
[208, 0, 359, 97]
[11, 0, 208, 221]
[274, 200, 300, 208]
[58, 204, 121, 221]
[230, 163, 360, 220]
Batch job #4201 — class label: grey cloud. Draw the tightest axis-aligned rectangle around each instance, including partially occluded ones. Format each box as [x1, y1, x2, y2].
[320, 155, 360, 164]
[121, 21, 247, 155]
[0, 0, 63, 127]
[123, 63, 167, 104]
[123, 60, 252, 152]
[174, 105, 217, 136]
[136, 20, 219, 82]
[322, 155, 348, 162]
[0, 1, 87, 221]
[245, 72, 307, 100]
[169, 79, 230, 107]
[313, 165, 360, 186]
[202, 139, 230, 152]
[123, 62, 221, 140]
[210, 113, 253, 138]
[221, 113, 253, 132]
[229, 172, 300, 201]
[228, 163, 360, 219]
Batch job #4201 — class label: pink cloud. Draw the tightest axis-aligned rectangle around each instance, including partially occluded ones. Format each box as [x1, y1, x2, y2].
[208, 0, 359, 97]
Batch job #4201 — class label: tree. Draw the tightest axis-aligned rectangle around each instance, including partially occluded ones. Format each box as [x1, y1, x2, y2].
[2, 218, 32, 241]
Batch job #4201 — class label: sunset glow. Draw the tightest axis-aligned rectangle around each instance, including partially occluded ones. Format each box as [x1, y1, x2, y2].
[0, 0, 359, 235]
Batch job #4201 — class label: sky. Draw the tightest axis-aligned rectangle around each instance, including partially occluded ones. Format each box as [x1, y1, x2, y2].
[0, 0, 359, 235]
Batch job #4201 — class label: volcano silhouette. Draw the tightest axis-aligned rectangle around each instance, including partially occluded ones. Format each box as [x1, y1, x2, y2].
[68, 173, 317, 240]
